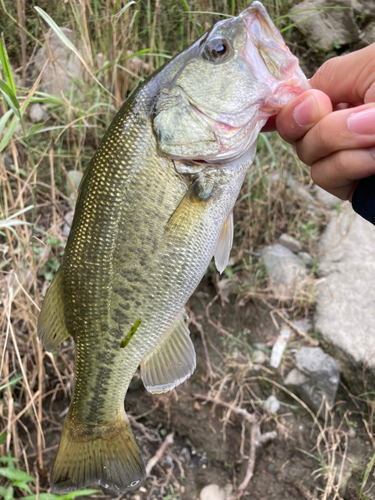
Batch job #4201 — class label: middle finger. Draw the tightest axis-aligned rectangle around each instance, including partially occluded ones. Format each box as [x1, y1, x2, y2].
[296, 104, 375, 165]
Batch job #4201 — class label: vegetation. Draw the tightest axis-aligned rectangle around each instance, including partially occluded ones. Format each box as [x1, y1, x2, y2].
[0, 1, 374, 499]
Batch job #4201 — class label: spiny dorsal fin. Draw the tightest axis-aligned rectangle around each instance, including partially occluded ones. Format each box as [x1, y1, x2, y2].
[38, 268, 71, 351]
[214, 211, 233, 274]
[140, 310, 196, 394]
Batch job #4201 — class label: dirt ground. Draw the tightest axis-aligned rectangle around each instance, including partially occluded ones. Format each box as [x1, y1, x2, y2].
[28, 276, 375, 500]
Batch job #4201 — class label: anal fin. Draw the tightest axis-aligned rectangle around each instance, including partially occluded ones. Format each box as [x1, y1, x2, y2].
[214, 211, 234, 274]
[38, 268, 71, 351]
[140, 310, 196, 393]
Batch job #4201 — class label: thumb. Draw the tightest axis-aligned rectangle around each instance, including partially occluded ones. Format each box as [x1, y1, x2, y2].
[276, 89, 332, 144]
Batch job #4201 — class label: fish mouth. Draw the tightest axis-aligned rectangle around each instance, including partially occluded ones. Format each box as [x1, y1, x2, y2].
[240, 1, 310, 115]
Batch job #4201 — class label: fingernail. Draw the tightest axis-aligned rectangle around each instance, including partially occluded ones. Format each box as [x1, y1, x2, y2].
[293, 95, 317, 127]
[348, 108, 375, 135]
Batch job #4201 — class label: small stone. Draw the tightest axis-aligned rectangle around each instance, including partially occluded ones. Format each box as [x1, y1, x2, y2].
[253, 349, 267, 365]
[262, 244, 308, 298]
[264, 395, 280, 414]
[28, 103, 47, 123]
[298, 251, 314, 269]
[286, 347, 340, 411]
[279, 233, 302, 254]
[200, 484, 232, 500]
[284, 368, 308, 386]
[293, 318, 312, 333]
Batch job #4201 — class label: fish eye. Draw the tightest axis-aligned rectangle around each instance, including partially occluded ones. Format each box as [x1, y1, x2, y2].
[205, 37, 232, 62]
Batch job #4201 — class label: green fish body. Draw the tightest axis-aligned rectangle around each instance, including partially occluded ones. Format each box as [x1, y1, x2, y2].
[38, 1, 309, 493]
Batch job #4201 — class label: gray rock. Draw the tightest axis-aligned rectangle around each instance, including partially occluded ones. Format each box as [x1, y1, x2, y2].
[66, 170, 83, 203]
[35, 28, 83, 96]
[315, 208, 375, 391]
[252, 349, 267, 365]
[290, 0, 359, 51]
[284, 368, 308, 386]
[293, 318, 312, 333]
[28, 103, 47, 123]
[262, 244, 308, 297]
[264, 395, 280, 414]
[285, 347, 340, 411]
[351, 0, 375, 16]
[63, 210, 74, 237]
[362, 23, 375, 47]
[298, 251, 314, 269]
[314, 185, 341, 209]
[279, 233, 302, 254]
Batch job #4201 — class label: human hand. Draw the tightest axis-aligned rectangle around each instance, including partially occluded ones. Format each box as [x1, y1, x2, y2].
[265, 43, 375, 201]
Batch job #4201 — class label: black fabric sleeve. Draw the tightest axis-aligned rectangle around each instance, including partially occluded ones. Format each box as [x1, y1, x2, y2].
[352, 176, 375, 225]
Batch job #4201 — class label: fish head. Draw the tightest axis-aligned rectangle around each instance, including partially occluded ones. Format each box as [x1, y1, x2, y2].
[154, 1, 310, 162]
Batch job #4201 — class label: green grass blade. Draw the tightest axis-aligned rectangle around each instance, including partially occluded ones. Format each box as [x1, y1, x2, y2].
[0, 108, 13, 138]
[0, 374, 23, 392]
[0, 79, 20, 118]
[360, 452, 375, 498]
[0, 115, 19, 151]
[0, 38, 16, 95]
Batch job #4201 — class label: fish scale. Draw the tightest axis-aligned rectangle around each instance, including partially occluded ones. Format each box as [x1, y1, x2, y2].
[37, 1, 309, 493]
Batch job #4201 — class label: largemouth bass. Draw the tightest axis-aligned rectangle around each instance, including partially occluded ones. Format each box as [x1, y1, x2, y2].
[38, 1, 309, 493]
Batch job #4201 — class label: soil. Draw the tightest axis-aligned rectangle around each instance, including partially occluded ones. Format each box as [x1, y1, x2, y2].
[29, 277, 375, 500]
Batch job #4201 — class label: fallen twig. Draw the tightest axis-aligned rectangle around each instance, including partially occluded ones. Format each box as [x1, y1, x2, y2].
[146, 432, 174, 476]
[195, 394, 277, 497]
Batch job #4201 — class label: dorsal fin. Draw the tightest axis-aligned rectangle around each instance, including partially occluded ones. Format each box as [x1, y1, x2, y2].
[214, 211, 233, 274]
[140, 310, 196, 393]
[38, 268, 71, 351]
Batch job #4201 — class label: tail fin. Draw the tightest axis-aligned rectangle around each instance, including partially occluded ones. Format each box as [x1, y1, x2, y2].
[51, 413, 146, 493]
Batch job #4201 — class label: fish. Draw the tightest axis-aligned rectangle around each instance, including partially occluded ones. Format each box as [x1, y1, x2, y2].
[38, 1, 309, 494]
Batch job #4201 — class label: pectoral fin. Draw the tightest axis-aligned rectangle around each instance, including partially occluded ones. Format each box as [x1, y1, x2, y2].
[140, 310, 196, 393]
[214, 211, 234, 274]
[38, 268, 71, 351]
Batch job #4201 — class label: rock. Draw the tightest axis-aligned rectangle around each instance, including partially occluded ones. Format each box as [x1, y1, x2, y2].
[362, 23, 375, 47]
[315, 208, 375, 391]
[200, 484, 232, 500]
[290, 0, 359, 51]
[262, 244, 308, 297]
[284, 367, 308, 386]
[285, 347, 340, 411]
[351, 0, 375, 16]
[270, 325, 291, 369]
[66, 170, 83, 203]
[35, 28, 83, 96]
[293, 318, 312, 333]
[264, 395, 280, 414]
[314, 185, 341, 209]
[279, 233, 302, 254]
[63, 210, 74, 237]
[298, 251, 314, 269]
[253, 349, 267, 365]
[28, 103, 47, 123]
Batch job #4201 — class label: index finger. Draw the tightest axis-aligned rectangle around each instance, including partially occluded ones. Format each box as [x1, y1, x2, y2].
[310, 43, 375, 106]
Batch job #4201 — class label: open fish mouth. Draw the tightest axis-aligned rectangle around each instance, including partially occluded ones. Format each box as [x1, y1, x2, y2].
[240, 1, 310, 116]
